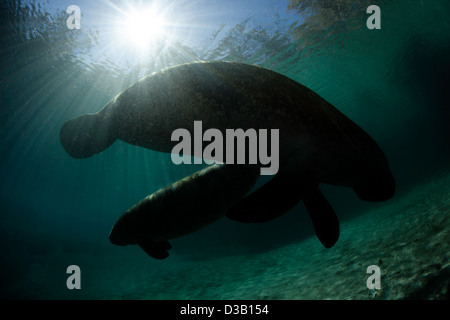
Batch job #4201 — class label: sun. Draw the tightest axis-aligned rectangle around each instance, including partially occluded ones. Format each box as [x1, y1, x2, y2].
[115, 4, 170, 52]
[124, 8, 166, 48]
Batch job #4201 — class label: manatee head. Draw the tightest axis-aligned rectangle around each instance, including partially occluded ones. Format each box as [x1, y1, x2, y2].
[109, 223, 131, 246]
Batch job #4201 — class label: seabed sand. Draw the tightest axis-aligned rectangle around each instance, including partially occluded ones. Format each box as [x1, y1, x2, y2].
[5, 170, 449, 300]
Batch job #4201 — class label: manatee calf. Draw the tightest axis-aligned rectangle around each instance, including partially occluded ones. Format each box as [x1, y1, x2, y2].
[61, 61, 395, 250]
[109, 164, 260, 259]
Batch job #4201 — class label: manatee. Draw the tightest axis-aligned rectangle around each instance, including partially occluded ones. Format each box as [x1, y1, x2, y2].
[109, 163, 260, 259]
[60, 61, 395, 250]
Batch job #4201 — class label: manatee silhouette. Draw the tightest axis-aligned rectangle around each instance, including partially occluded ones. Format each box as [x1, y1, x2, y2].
[109, 164, 260, 259]
[60, 61, 395, 251]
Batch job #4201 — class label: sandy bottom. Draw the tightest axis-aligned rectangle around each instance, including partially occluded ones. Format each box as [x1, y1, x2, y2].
[4, 171, 449, 300]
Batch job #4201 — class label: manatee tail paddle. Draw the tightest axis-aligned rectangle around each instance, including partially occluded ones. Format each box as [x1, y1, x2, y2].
[60, 113, 117, 159]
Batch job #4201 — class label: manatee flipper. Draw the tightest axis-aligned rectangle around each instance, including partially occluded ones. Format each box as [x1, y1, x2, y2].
[303, 187, 340, 248]
[137, 238, 172, 259]
[226, 172, 305, 223]
[226, 170, 339, 248]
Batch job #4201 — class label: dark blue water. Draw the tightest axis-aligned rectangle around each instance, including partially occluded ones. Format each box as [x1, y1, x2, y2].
[0, 0, 449, 299]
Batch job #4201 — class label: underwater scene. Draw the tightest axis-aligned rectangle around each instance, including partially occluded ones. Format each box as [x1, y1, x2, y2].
[0, 0, 449, 301]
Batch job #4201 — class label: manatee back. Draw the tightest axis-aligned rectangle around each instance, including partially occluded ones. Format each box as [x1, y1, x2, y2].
[109, 164, 261, 244]
[60, 62, 391, 191]
[113, 62, 356, 146]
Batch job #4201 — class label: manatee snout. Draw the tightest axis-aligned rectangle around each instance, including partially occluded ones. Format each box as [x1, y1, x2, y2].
[109, 226, 128, 246]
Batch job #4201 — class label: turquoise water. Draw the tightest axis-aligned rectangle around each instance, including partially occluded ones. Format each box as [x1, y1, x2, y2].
[0, 0, 449, 299]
